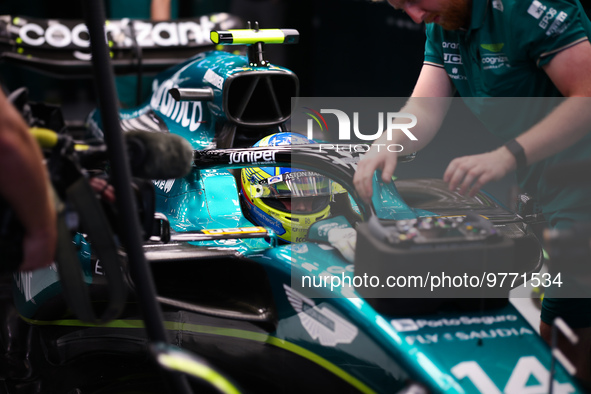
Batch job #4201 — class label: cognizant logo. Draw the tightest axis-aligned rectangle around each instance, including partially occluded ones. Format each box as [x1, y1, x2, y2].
[303, 108, 417, 153]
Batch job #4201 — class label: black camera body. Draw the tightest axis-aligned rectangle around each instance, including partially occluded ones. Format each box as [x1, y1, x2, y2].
[0, 197, 25, 273]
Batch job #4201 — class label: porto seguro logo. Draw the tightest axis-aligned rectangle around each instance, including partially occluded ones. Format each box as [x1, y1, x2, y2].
[304, 107, 417, 153]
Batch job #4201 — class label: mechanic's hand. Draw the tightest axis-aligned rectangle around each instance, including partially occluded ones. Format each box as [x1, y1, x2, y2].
[89, 177, 116, 203]
[328, 227, 357, 263]
[443, 146, 516, 197]
[354, 146, 398, 203]
[20, 225, 57, 272]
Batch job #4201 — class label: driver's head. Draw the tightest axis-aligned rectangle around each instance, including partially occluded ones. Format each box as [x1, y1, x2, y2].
[240, 132, 331, 243]
[279, 197, 317, 213]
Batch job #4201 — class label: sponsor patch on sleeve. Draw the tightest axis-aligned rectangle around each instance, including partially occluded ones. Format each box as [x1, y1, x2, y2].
[527, 0, 546, 19]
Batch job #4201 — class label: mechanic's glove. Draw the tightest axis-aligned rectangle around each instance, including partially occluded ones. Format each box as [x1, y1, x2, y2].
[307, 215, 357, 263]
[327, 227, 357, 263]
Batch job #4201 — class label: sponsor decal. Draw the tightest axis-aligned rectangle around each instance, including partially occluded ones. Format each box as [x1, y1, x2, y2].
[291, 244, 311, 255]
[120, 110, 168, 133]
[13, 264, 57, 302]
[153, 179, 176, 193]
[201, 227, 266, 235]
[127, 19, 215, 47]
[13, 271, 34, 301]
[391, 314, 519, 332]
[151, 79, 204, 132]
[547, 11, 569, 36]
[95, 260, 104, 276]
[480, 43, 505, 53]
[15, 17, 215, 49]
[442, 49, 468, 79]
[443, 53, 463, 65]
[18, 22, 89, 48]
[448, 67, 468, 81]
[527, 0, 546, 19]
[283, 171, 319, 181]
[229, 150, 278, 165]
[267, 175, 282, 184]
[390, 318, 419, 332]
[404, 327, 535, 345]
[482, 54, 509, 70]
[213, 239, 241, 246]
[204, 69, 224, 90]
[442, 41, 460, 49]
[284, 284, 358, 346]
[539, 7, 557, 30]
[250, 204, 285, 234]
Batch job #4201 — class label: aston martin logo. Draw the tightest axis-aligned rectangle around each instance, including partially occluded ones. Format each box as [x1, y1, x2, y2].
[283, 284, 358, 346]
[480, 43, 505, 52]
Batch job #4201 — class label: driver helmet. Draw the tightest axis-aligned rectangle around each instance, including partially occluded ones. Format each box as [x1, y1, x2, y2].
[240, 132, 331, 243]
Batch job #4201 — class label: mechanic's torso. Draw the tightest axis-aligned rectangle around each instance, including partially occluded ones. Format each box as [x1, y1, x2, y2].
[423, 0, 591, 213]
[425, 0, 590, 98]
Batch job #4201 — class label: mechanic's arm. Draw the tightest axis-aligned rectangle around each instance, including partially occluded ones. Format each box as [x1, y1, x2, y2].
[0, 90, 56, 271]
[444, 40, 591, 196]
[354, 64, 454, 202]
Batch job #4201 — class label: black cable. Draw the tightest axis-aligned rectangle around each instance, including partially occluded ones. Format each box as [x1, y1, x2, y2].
[127, 20, 144, 106]
[81, 1, 191, 392]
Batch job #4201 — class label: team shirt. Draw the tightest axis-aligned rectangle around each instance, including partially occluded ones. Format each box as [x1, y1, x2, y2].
[423, 0, 591, 215]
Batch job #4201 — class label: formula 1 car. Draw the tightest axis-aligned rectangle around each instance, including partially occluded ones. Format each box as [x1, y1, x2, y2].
[0, 13, 585, 394]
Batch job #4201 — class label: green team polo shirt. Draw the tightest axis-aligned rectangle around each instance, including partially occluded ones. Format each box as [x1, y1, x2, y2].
[424, 0, 591, 216]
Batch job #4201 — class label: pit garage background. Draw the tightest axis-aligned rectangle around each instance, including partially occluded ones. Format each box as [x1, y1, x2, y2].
[1, 0, 564, 208]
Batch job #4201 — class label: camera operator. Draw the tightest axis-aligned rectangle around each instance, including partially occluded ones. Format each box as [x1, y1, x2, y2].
[0, 89, 56, 271]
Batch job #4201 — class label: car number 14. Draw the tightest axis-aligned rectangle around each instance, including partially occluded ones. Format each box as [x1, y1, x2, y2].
[451, 356, 575, 393]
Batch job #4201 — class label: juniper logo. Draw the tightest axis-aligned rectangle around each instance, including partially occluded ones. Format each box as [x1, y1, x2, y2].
[229, 150, 278, 165]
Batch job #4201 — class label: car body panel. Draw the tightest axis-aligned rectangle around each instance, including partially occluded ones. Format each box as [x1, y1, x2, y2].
[4, 27, 583, 394]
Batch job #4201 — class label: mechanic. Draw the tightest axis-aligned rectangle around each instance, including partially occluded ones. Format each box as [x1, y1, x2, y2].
[353, 0, 591, 384]
[0, 89, 56, 271]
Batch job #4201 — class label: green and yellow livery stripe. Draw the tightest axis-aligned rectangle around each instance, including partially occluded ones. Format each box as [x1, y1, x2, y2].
[20, 316, 376, 394]
[157, 351, 241, 394]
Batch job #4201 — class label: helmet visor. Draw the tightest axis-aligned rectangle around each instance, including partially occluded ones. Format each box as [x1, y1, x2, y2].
[252, 171, 331, 198]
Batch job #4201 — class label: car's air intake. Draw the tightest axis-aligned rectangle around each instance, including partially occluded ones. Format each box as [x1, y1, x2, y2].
[224, 70, 298, 127]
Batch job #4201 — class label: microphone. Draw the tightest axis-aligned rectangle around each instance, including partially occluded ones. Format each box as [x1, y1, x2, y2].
[125, 131, 194, 180]
[77, 131, 194, 179]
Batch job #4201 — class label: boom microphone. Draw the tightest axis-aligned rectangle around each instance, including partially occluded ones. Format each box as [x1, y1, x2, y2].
[125, 131, 194, 180]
